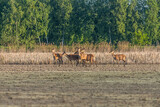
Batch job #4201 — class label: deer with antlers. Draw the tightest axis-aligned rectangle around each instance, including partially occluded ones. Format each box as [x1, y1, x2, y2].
[52, 48, 64, 66]
[110, 51, 126, 67]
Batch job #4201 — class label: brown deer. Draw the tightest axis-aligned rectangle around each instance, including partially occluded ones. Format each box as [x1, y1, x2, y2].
[85, 54, 97, 66]
[52, 48, 64, 66]
[78, 48, 97, 66]
[110, 51, 126, 67]
[79, 51, 87, 66]
[62, 51, 81, 66]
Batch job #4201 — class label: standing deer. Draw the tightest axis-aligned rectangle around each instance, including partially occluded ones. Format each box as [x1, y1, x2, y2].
[78, 48, 97, 66]
[62, 51, 81, 66]
[110, 51, 126, 67]
[79, 51, 87, 66]
[52, 48, 64, 66]
[86, 54, 97, 66]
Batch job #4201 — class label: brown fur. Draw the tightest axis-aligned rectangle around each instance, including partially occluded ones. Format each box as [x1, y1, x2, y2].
[110, 51, 126, 67]
[52, 48, 64, 66]
[77, 48, 97, 66]
[86, 54, 97, 66]
[63, 51, 80, 66]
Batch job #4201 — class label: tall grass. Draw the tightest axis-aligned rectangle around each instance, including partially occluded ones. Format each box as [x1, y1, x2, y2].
[0, 42, 160, 64]
[1, 51, 160, 64]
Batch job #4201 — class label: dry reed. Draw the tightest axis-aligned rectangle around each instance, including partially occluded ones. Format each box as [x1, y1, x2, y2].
[1, 42, 160, 64]
[0, 51, 160, 65]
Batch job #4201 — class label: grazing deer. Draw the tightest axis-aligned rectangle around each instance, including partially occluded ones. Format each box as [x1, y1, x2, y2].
[62, 51, 80, 66]
[110, 51, 126, 67]
[52, 48, 64, 66]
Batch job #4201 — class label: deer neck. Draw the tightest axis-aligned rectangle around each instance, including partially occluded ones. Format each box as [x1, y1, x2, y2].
[52, 52, 55, 56]
[112, 53, 115, 58]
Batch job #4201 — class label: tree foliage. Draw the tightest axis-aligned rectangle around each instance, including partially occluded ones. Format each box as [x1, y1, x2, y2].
[0, 0, 160, 48]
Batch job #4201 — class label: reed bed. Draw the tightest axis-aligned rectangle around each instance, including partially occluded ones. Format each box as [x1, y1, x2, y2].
[0, 51, 160, 64]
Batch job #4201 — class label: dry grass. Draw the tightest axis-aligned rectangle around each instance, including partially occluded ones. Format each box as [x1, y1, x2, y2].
[1, 42, 160, 64]
[1, 42, 160, 53]
[0, 51, 160, 64]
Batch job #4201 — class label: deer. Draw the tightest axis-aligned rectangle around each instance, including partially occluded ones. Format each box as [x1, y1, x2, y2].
[52, 48, 64, 66]
[62, 51, 81, 66]
[110, 51, 126, 67]
[77, 48, 97, 67]
[79, 51, 87, 66]
[85, 54, 97, 66]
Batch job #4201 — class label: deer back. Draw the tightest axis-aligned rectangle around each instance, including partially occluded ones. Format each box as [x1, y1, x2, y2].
[66, 54, 80, 60]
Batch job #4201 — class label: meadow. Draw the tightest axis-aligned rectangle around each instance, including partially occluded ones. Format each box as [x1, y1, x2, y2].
[0, 67, 160, 106]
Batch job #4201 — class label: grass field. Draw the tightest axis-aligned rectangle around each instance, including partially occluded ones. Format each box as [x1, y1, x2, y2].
[0, 64, 160, 106]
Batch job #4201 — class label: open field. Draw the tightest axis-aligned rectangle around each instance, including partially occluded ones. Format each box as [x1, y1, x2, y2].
[0, 64, 160, 106]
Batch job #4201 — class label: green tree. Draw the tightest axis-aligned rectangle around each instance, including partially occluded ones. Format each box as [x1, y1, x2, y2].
[126, 0, 139, 43]
[48, 0, 72, 45]
[21, 0, 50, 50]
[1, 0, 50, 50]
[92, 0, 110, 43]
[132, 29, 150, 46]
[1, 0, 23, 46]
[145, 0, 159, 45]
[109, 0, 128, 44]
[69, 0, 95, 44]
[0, 0, 9, 42]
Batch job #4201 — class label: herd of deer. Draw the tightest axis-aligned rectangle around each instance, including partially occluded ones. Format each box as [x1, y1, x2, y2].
[52, 48, 127, 67]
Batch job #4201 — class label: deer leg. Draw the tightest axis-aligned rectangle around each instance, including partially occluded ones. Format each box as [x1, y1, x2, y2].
[82, 60, 84, 67]
[68, 60, 70, 67]
[53, 59, 56, 64]
[89, 61, 91, 67]
[112, 59, 115, 65]
[117, 60, 119, 66]
[54, 60, 57, 65]
[76, 60, 79, 66]
[53, 57, 56, 64]
[61, 60, 63, 65]
[82, 60, 87, 67]
[58, 59, 61, 67]
[94, 61, 97, 67]
[60, 58, 63, 65]
[123, 60, 125, 67]
[69, 60, 72, 66]
[94, 60, 97, 67]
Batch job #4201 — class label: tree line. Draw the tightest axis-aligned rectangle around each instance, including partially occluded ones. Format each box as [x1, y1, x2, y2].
[0, 0, 160, 49]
